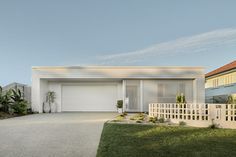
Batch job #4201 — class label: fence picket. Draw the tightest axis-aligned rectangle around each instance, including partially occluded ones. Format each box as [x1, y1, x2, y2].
[149, 103, 236, 129]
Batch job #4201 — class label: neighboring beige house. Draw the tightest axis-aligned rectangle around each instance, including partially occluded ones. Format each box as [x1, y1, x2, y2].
[205, 60, 236, 103]
[31, 66, 205, 113]
[3, 82, 31, 106]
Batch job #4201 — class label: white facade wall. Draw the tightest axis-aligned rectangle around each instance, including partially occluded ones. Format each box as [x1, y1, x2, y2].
[31, 66, 205, 113]
[47, 81, 122, 112]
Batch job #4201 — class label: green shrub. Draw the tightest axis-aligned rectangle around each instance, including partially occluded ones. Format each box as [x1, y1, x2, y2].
[209, 119, 219, 129]
[10, 89, 28, 115]
[115, 114, 125, 121]
[209, 123, 219, 129]
[158, 117, 165, 123]
[11, 89, 23, 102]
[0, 90, 12, 113]
[116, 100, 123, 108]
[119, 114, 125, 117]
[137, 116, 144, 121]
[0, 88, 29, 115]
[119, 113, 127, 117]
[130, 113, 145, 121]
[148, 117, 158, 123]
[27, 108, 33, 114]
[130, 117, 135, 120]
[227, 95, 236, 104]
[136, 120, 142, 123]
[11, 100, 28, 115]
[179, 121, 186, 126]
[176, 93, 186, 103]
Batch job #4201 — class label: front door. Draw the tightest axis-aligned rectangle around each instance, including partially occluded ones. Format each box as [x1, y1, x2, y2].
[126, 85, 140, 112]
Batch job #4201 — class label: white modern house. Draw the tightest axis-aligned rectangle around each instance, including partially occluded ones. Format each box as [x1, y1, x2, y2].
[31, 66, 205, 113]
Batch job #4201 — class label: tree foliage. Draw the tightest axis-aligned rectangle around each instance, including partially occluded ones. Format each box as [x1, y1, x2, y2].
[0, 86, 28, 114]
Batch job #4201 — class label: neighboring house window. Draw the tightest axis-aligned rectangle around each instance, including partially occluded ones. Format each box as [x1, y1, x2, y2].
[225, 74, 233, 85]
[213, 79, 219, 87]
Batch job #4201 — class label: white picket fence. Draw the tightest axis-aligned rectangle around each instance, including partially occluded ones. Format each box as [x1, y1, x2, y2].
[149, 103, 236, 129]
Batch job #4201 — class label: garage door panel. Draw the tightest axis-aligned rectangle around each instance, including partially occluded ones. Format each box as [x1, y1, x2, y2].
[62, 84, 118, 111]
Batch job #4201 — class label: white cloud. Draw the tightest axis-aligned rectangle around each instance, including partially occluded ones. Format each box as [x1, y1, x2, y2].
[98, 28, 236, 64]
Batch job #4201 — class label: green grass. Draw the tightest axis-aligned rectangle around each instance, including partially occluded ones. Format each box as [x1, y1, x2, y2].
[97, 123, 236, 157]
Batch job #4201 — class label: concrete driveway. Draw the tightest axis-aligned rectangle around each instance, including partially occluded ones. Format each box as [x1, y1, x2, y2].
[0, 112, 117, 157]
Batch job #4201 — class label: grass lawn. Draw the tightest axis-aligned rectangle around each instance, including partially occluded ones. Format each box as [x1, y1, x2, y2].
[97, 123, 236, 157]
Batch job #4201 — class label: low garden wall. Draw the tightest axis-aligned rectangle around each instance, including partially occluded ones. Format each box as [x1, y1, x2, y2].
[149, 103, 236, 129]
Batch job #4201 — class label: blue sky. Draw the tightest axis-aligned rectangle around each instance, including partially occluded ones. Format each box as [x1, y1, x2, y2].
[0, 0, 236, 86]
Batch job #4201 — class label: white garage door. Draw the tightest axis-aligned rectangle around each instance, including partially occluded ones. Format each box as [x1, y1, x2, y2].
[62, 83, 118, 111]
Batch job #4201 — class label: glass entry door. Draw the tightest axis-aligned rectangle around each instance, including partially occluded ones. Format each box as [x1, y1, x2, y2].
[125, 80, 140, 112]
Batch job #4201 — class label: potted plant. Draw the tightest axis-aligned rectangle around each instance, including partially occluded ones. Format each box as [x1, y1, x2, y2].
[116, 100, 123, 113]
[176, 93, 186, 108]
[176, 93, 186, 103]
[43, 91, 56, 113]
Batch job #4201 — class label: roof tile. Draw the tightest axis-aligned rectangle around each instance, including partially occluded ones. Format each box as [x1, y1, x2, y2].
[206, 60, 236, 77]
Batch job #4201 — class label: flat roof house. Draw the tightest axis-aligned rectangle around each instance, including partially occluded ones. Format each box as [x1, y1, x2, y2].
[206, 60, 236, 103]
[31, 66, 205, 113]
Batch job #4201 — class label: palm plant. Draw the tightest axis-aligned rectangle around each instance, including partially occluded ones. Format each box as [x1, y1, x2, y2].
[227, 95, 236, 104]
[11, 89, 24, 102]
[45, 91, 56, 113]
[0, 86, 3, 105]
[0, 87, 13, 113]
[11, 89, 27, 114]
[176, 93, 186, 104]
[46, 91, 56, 104]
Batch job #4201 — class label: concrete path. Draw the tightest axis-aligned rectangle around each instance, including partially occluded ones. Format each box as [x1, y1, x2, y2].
[0, 112, 117, 157]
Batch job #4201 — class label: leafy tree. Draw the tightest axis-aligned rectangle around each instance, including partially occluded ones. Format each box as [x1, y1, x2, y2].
[0, 86, 3, 106]
[11, 89, 24, 103]
[11, 100, 28, 115]
[10, 89, 28, 114]
[0, 87, 12, 113]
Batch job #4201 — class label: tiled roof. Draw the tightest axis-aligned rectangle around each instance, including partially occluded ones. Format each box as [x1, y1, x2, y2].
[206, 60, 236, 78]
